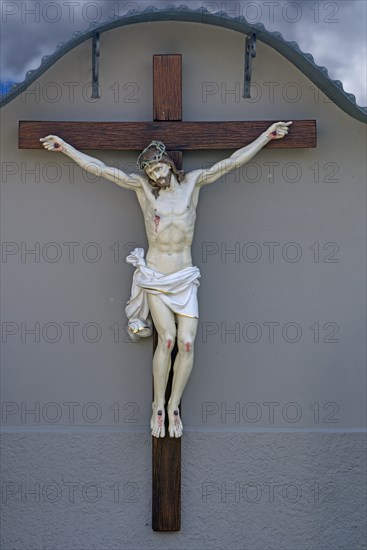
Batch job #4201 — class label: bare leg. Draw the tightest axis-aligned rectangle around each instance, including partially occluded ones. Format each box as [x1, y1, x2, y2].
[147, 294, 176, 438]
[168, 315, 198, 438]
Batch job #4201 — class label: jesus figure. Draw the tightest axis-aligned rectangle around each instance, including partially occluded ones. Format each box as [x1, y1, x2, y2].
[40, 121, 291, 438]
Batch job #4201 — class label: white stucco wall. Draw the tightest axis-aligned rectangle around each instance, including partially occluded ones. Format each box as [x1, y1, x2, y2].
[1, 21, 366, 549]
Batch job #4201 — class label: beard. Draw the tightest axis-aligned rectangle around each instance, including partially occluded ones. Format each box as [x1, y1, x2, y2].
[156, 172, 172, 188]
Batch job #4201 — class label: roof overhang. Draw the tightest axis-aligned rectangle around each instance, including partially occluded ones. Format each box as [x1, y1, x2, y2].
[1, 5, 366, 123]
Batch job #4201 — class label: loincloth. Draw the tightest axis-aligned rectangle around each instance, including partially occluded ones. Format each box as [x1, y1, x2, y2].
[125, 248, 201, 341]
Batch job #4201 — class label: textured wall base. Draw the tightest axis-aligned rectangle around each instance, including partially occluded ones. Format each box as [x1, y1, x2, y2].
[1, 431, 366, 549]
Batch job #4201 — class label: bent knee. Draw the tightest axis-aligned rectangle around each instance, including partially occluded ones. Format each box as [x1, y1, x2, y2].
[158, 333, 176, 351]
[178, 338, 194, 353]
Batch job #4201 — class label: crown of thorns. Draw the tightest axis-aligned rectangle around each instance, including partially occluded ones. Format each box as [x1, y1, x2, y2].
[137, 141, 167, 170]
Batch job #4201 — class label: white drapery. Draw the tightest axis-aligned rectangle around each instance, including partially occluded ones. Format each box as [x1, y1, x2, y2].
[125, 248, 201, 340]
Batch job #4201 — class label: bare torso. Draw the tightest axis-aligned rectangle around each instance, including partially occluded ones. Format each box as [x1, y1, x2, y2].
[136, 172, 200, 274]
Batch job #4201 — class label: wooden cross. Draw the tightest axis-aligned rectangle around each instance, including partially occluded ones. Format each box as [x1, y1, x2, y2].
[19, 54, 316, 531]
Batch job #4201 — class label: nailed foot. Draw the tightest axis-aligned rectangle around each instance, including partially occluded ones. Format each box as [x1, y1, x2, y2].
[168, 406, 183, 438]
[151, 405, 165, 438]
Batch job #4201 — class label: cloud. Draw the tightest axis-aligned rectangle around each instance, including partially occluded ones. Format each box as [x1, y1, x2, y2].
[0, 0, 365, 105]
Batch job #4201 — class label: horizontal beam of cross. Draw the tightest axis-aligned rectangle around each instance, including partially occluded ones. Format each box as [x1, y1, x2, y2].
[19, 120, 316, 150]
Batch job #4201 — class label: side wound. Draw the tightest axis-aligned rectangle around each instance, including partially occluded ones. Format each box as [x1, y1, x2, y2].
[154, 215, 161, 232]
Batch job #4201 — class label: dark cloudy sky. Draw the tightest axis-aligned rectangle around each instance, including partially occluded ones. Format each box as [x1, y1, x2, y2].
[0, 0, 366, 105]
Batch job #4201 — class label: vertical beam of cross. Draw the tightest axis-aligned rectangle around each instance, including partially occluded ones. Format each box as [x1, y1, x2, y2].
[151, 55, 182, 532]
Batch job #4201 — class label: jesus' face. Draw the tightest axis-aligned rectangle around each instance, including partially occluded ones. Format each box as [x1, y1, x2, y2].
[144, 161, 172, 188]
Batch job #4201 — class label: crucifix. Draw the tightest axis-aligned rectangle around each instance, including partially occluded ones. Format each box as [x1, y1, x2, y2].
[19, 54, 316, 531]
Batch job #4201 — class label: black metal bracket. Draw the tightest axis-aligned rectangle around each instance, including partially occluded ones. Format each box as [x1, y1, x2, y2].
[92, 32, 100, 99]
[243, 32, 256, 98]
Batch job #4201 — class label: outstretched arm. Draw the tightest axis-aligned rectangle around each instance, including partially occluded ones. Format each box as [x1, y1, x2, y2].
[195, 121, 292, 187]
[40, 135, 143, 190]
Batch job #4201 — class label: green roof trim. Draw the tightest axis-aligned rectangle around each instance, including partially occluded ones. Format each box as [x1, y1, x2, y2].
[1, 4, 366, 122]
